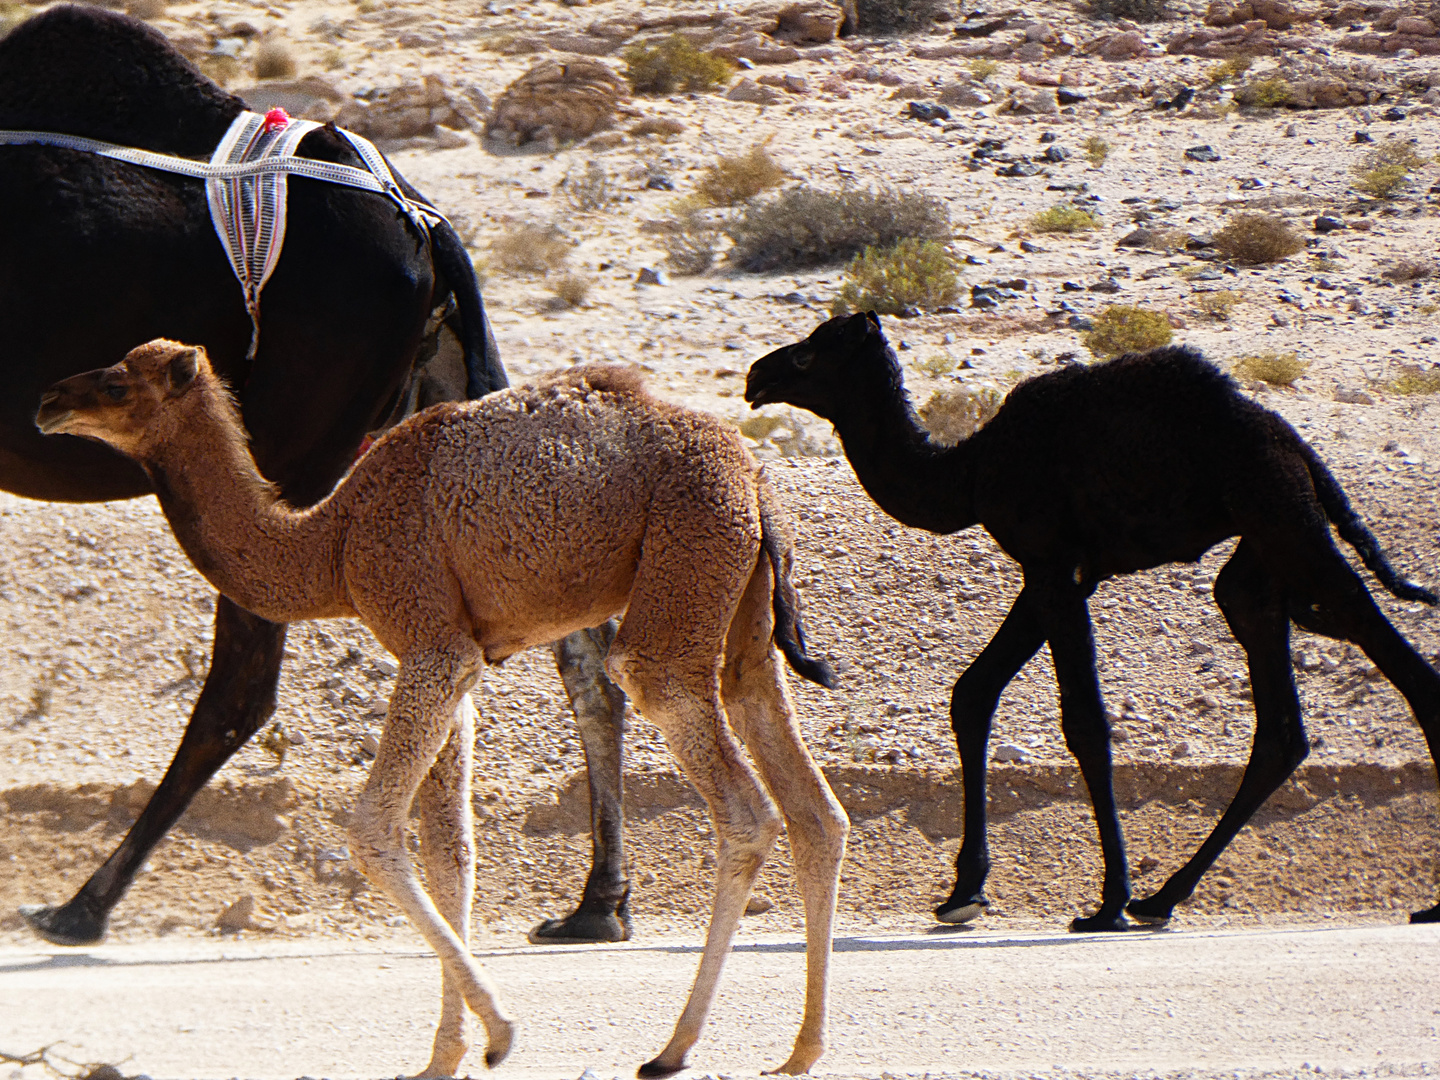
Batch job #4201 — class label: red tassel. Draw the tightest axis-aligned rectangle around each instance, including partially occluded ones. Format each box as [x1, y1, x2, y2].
[261, 108, 291, 132]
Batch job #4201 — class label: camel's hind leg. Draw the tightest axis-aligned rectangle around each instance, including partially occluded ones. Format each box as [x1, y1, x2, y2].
[414, 693, 478, 1078]
[721, 559, 848, 1075]
[350, 646, 514, 1070]
[605, 530, 784, 1077]
[1129, 541, 1308, 924]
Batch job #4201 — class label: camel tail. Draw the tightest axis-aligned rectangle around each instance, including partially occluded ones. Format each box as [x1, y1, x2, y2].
[428, 214, 508, 399]
[1303, 442, 1438, 605]
[758, 478, 838, 689]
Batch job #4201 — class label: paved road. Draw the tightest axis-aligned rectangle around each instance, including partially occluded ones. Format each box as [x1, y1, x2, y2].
[2, 922, 1437, 1080]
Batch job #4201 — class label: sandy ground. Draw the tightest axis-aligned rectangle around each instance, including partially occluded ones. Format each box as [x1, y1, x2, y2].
[4, 0, 1440, 1074]
[3, 923, 1439, 1080]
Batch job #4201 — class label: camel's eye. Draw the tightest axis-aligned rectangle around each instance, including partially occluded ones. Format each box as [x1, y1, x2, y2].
[105, 383, 127, 401]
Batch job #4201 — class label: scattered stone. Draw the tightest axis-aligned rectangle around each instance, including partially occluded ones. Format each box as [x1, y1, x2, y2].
[1040, 145, 1068, 162]
[1237, 177, 1268, 190]
[1067, 314, 1095, 330]
[483, 58, 628, 147]
[1166, 20, 1299, 58]
[1284, 122, 1298, 136]
[336, 75, 489, 143]
[1088, 278, 1123, 293]
[1382, 106, 1407, 120]
[1185, 144, 1221, 162]
[1314, 215, 1345, 232]
[997, 160, 1045, 177]
[726, 77, 783, 105]
[1082, 30, 1158, 61]
[735, 893, 776, 918]
[1039, 130, 1059, 143]
[1204, 0, 1313, 31]
[216, 894, 258, 933]
[954, 15, 1012, 37]
[906, 101, 951, 122]
[774, 0, 847, 44]
[1155, 86, 1195, 110]
[635, 266, 669, 286]
[992, 743, 1029, 763]
[1019, 239, 1046, 253]
[1171, 741, 1192, 759]
[1334, 387, 1375, 404]
[1056, 86, 1088, 105]
[1117, 228, 1156, 248]
[938, 82, 993, 107]
[1354, 129, 1374, 142]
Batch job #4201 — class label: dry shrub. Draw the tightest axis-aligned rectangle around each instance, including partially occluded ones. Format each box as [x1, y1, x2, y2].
[1352, 137, 1427, 199]
[198, 54, 241, 87]
[1088, 0, 1169, 21]
[549, 272, 592, 309]
[738, 409, 840, 457]
[491, 223, 570, 276]
[1083, 306, 1174, 359]
[623, 35, 734, 95]
[696, 142, 786, 207]
[630, 116, 686, 138]
[0, 3, 31, 38]
[830, 239, 961, 317]
[1381, 258, 1437, 283]
[1211, 212, 1303, 265]
[1196, 289, 1243, 321]
[916, 383, 1003, 446]
[1207, 55, 1254, 84]
[562, 161, 617, 212]
[1233, 350, 1309, 387]
[1390, 365, 1440, 396]
[1029, 204, 1100, 234]
[726, 184, 951, 273]
[656, 201, 721, 276]
[125, 0, 168, 18]
[856, 0, 954, 33]
[252, 36, 298, 81]
[1083, 136, 1111, 166]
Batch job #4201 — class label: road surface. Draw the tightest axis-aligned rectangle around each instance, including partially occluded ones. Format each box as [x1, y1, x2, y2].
[2, 922, 1437, 1079]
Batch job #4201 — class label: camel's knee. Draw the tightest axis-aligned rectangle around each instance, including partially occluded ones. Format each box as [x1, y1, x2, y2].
[347, 794, 406, 877]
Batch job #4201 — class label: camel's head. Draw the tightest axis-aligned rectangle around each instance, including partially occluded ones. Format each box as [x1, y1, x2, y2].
[36, 339, 208, 458]
[745, 311, 890, 420]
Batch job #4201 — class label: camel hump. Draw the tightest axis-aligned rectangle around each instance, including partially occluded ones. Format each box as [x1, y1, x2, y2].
[532, 363, 653, 402]
[0, 5, 240, 154]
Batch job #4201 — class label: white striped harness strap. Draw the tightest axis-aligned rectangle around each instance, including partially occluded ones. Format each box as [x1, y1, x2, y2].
[0, 111, 449, 359]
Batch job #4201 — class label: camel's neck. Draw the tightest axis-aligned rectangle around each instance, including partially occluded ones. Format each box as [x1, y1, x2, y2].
[830, 356, 979, 535]
[142, 387, 349, 623]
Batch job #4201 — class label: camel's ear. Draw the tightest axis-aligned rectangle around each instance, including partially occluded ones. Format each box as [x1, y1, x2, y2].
[164, 347, 201, 398]
[864, 311, 882, 334]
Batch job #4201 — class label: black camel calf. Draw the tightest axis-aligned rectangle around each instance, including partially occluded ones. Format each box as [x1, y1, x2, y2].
[3, 5, 630, 947]
[745, 312, 1440, 931]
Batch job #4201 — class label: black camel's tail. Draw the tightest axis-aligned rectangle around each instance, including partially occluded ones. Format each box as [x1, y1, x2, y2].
[758, 476, 839, 689]
[428, 217, 508, 399]
[1302, 443, 1439, 605]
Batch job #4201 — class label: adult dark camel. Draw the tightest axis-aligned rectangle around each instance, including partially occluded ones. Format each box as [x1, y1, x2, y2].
[744, 312, 1440, 931]
[3, 4, 630, 947]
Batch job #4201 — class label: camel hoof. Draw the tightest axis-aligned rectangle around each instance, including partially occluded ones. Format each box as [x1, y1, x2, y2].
[483, 1020, 514, 1069]
[934, 898, 988, 925]
[528, 910, 631, 945]
[1069, 912, 1131, 933]
[1409, 903, 1440, 924]
[637, 1057, 687, 1078]
[19, 902, 106, 947]
[1125, 898, 1173, 927]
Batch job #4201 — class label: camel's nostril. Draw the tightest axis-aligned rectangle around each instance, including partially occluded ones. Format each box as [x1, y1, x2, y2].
[39, 390, 59, 407]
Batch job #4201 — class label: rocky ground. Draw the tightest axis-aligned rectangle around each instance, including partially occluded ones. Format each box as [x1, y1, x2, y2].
[3, 0, 1440, 958]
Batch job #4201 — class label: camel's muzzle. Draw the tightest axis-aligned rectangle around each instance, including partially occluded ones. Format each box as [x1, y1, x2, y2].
[744, 346, 801, 408]
[34, 390, 74, 435]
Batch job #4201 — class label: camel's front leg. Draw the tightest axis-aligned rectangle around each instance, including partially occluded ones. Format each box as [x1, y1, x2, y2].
[21, 596, 285, 946]
[531, 621, 633, 944]
[414, 694, 478, 1078]
[351, 647, 514, 1071]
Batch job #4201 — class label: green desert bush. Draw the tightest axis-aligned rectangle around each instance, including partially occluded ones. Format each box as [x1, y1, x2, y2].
[830, 239, 961, 317]
[696, 142, 787, 207]
[1233, 350, 1309, 387]
[1196, 289, 1242, 321]
[623, 35, 735, 95]
[491, 223, 570, 276]
[916, 383, 1004, 446]
[967, 57, 1001, 82]
[1083, 136, 1111, 167]
[1029, 203, 1101, 234]
[1083, 306, 1174, 359]
[1211, 212, 1303, 265]
[1206, 55, 1254, 84]
[726, 184, 951, 272]
[1352, 138, 1428, 199]
[1389, 365, 1440, 395]
[1235, 76, 1295, 108]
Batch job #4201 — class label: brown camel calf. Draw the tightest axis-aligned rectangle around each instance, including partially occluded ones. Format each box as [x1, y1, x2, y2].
[36, 339, 849, 1078]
